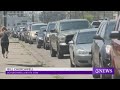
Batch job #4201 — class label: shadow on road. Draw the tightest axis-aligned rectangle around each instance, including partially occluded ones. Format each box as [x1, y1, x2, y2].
[62, 56, 70, 59]
[7, 64, 45, 67]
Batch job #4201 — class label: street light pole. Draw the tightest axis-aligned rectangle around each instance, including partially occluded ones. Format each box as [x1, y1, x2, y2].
[43, 11, 45, 23]
[3, 11, 7, 27]
[118, 11, 120, 17]
[32, 11, 34, 22]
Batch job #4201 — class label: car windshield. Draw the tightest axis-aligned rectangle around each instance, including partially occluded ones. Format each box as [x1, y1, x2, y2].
[39, 27, 47, 33]
[76, 31, 96, 44]
[32, 25, 47, 30]
[47, 23, 56, 32]
[60, 21, 90, 31]
[104, 21, 116, 40]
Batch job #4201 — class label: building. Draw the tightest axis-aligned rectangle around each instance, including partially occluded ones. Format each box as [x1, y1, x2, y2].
[0, 11, 3, 25]
[7, 11, 24, 17]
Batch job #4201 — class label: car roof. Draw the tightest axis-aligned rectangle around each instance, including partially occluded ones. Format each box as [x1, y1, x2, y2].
[48, 22, 56, 24]
[78, 28, 97, 33]
[101, 19, 116, 23]
[59, 19, 88, 22]
[32, 23, 47, 26]
[92, 21, 101, 22]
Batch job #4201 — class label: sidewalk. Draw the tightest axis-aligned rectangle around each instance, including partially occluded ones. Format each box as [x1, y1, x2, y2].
[0, 38, 93, 79]
[0, 38, 54, 79]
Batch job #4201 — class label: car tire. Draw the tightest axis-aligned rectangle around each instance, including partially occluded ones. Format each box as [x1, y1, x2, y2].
[43, 43, 45, 49]
[57, 47, 63, 59]
[50, 45, 56, 57]
[45, 43, 49, 50]
[29, 38, 33, 44]
[25, 39, 28, 43]
[37, 44, 41, 48]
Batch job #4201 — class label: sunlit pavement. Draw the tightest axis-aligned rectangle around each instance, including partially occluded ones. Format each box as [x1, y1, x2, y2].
[0, 38, 93, 79]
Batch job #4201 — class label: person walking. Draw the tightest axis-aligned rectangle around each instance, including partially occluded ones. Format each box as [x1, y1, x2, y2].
[0, 26, 10, 58]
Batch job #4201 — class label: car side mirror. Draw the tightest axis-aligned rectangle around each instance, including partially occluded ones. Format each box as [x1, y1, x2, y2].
[35, 32, 38, 36]
[50, 29, 56, 33]
[43, 30, 46, 32]
[69, 40, 74, 44]
[93, 35, 104, 41]
[109, 31, 120, 40]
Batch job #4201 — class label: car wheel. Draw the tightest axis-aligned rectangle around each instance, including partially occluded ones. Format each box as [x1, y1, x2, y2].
[50, 45, 56, 57]
[29, 39, 33, 44]
[37, 44, 41, 48]
[45, 44, 49, 50]
[25, 39, 28, 43]
[43, 42, 45, 49]
[57, 47, 63, 59]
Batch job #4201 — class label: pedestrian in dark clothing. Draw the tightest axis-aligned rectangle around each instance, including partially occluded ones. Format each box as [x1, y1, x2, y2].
[0, 26, 10, 58]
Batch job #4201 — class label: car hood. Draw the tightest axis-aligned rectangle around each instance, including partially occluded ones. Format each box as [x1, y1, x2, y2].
[60, 29, 81, 36]
[30, 30, 40, 34]
[75, 43, 92, 52]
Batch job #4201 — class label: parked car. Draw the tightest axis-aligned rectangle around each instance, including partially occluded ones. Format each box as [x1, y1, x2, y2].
[91, 20, 116, 79]
[24, 24, 32, 43]
[91, 21, 101, 28]
[69, 28, 97, 67]
[49, 19, 91, 59]
[28, 23, 47, 44]
[11, 28, 18, 38]
[18, 26, 25, 40]
[109, 17, 120, 79]
[20, 28, 27, 41]
[43, 22, 56, 50]
[36, 26, 47, 48]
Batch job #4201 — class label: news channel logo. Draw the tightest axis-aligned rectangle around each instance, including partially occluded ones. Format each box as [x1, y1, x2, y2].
[92, 68, 114, 74]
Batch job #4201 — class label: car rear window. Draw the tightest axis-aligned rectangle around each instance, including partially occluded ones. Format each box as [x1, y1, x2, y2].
[47, 23, 56, 32]
[32, 25, 47, 30]
[76, 31, 96, 44]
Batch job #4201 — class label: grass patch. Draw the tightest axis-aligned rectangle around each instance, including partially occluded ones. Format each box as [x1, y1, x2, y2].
[53, 75, 64, 79]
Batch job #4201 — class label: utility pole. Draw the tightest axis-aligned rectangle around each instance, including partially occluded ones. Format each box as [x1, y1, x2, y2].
[104, 11, 106, 19]
[118, 11, 120, 17]
[3, 11, 7, 27]
[82, 11, 84, 19]
[70, 11, 71, 19]
[32, 11, 34, 22]
[43, 11, 45, 23]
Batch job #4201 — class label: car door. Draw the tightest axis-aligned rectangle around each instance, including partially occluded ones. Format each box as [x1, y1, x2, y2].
[69, 33, 77, 60]
[93, 22, 107, 67]
[50, 22, 57, 50]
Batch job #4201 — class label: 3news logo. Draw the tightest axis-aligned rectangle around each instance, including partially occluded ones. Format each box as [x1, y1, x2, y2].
[93, 68, 114, 74]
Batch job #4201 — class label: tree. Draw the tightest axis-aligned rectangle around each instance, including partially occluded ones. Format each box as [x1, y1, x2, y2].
[39, 11, 66, 23]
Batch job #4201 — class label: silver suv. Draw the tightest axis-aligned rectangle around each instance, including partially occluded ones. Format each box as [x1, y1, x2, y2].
[49, 19, 91, 59]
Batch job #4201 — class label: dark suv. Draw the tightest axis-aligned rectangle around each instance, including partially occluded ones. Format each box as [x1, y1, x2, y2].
[91, 20, 116, 79]
[49, 19, 91, 59]
[43, 22, 56, 50]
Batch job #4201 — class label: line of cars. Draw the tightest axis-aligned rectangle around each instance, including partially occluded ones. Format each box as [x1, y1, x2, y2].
[11, 18, 120, 79]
